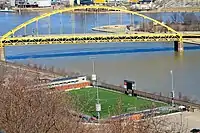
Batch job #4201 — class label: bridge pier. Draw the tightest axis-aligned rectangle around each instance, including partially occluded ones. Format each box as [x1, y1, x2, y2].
[0, 47, 5, 61]
[174, 41, 184, 52]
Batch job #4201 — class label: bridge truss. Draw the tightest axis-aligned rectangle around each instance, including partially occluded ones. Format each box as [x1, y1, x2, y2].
[2, 33, 181, 46]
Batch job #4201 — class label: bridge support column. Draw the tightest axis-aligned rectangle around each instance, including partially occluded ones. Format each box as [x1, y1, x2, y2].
[174, 41, 184, 52]
[0, 47, 5, 61]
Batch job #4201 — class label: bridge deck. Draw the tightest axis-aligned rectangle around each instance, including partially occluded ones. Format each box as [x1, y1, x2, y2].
[2, 32, 200, 46]
[2, 33, 180, 46]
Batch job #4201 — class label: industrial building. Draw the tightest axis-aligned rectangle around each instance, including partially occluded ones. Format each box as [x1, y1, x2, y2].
[37, 0, 51, 7]
[79, 0, 92, 4]
[92, 0, 152, 5]
[0, 0, 7, 4]
[10, 0, 51, 7]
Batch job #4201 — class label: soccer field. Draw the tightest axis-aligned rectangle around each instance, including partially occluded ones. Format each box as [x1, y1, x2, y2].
[69, 87, 166, 118]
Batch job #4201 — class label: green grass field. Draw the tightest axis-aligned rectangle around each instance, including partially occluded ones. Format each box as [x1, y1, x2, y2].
[69, 87, 166, 118]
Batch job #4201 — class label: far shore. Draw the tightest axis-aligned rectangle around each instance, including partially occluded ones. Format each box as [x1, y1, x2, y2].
[13, 7, 125, 14]
[92, 25, 200, 45]
[12, 6, 200, 14]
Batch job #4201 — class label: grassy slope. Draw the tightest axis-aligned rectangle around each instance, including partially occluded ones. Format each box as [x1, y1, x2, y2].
[69, 87, 166, 118]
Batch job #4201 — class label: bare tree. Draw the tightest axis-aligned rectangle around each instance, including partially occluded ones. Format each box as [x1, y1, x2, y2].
[49, 66, 55, 73]
[114, 96, 124, 116]
[171, 12, 183, 24]
[183, 12, 198, 25]
[33, 63, 38, 69]
[0, 69, 89, 133]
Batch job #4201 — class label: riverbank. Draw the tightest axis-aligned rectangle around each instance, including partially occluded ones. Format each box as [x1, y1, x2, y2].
[159, 7, 200, 13]
[140, 7, 200, 13]
[92, 25, 200, 45]
[92, 25, 127, 33]
[13, 7, 123, 14]
[13, 7, 55, 13]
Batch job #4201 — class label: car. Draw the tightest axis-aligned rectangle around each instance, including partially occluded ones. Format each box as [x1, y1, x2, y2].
[190, 128, 200, 133]
[178, 105, 186, 111]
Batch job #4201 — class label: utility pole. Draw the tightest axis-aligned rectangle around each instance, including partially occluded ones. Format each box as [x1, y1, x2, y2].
[170, 70, 175, 107]
[90, 57, 101, 122]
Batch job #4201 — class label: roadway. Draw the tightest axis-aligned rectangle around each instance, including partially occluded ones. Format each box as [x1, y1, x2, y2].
[157, 111, 200, 131]
[2, 31, 200, 46]
[180, 32, 200, 45]
[2, 31, 200, 37]
[0, 60, 63, 81]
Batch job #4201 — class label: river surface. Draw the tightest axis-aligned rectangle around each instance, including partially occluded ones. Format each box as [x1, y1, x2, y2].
[1, 11, 200, 101]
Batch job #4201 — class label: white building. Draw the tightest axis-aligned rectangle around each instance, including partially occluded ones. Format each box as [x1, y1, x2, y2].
[37, 0, 51, 7]
[12, 0, 51, 7]
[69, 0, 74, 6]
[77, 0, 80, 5]
[10, 0, 15, 6]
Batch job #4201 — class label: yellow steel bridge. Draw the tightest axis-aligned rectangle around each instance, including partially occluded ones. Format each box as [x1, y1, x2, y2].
[2, 33, 180, 45]
[0, 5, 185, 61]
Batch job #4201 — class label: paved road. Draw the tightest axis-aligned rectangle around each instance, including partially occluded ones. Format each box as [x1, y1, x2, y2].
[139, 7, 200, 13]
[0, 61, 63, 80]
[157, 111, 200, 131]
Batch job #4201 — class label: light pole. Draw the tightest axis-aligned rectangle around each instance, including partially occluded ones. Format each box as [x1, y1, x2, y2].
[134, 81, 137, 90]
[170, 70, 175, 107]
[180, 113, 183, 128]
[90, 57, 101, 122]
